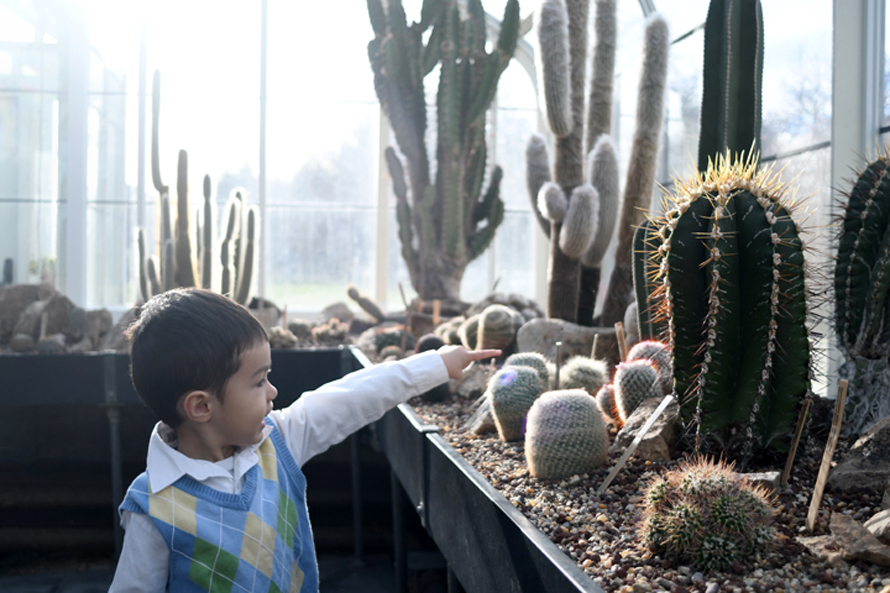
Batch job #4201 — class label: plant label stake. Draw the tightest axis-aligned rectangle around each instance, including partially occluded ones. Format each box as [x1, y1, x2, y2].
[432, 299, 440, 326]
[781, 398, 811, 487]
[806, 380, 848, 532]
[598, 394, 676, 494]
[615, 321, 628, 361]
[590, 333, 599, 359]
[554, 341, 562, 390]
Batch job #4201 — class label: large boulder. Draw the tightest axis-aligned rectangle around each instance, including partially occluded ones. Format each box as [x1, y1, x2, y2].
[828, 416, 890, 493]
[517, 318, 619, 367]
[0, 284, 55, 344]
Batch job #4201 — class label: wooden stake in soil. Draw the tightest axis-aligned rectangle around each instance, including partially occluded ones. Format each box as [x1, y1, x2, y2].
[806, 380, 848, 532]
[614, 321, 628, 361]
[282, 305, 288, 329]
[781, 398, 812, 487]
[590, 333, 599, 359]
[554, 341, 562, 390]
[432, 299, 441, 326]
[599, 394, 676, 494]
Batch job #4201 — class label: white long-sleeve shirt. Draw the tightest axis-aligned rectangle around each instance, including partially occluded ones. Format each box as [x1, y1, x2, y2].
[108, 350, 447, 592]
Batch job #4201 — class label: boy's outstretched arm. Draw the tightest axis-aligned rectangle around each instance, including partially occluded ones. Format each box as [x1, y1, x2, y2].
[438, 345, 502, 380]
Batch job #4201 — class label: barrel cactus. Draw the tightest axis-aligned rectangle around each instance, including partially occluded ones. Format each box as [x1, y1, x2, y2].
[595, 383, 619, 425]
[834, 149, 890, 435]
[490, 365, 544, 441]
[641, 456, 775, 573]
[504, 351, 551, 388]
[627, 340, 672, 395]
[525, 389, 610, 480]
[558, 355, 608, 396]
[647, 152, 812, 462]
[458, 314, 480, 350]
[613, 359, 661, 424]
[477, 304, 520, 350]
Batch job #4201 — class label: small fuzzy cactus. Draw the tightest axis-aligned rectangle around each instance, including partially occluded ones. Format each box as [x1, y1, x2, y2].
[490, 365, 544, 441]
[347, 285, 386, 322]
[641, 456, 775, 573]
[595, 383, 619, 425]
[613, 359, 661, 423]
[627, 340, 672, 395]
[558, 356, 609, 396]
[477, 304, 520, 350]
[504, 352, 551, 388]
[458, 314, 480, 350]
[525, 389, 610, 480]
[268, 326, 297, 350]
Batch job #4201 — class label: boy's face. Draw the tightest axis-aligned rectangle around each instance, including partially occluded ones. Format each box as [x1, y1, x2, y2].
[213, 340, 278, 449]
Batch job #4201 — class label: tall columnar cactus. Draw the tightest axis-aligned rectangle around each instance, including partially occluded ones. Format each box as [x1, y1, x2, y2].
[490, 365, 544, 441]
[697, 0, 764, 172]
[641, 457, 775, 573]
[649, 153, 812, 462]
[525, 389, 610, 480]
[834, 150, 890, 436]
[137, 70, 257, 305]
[367, 0, 518, 304]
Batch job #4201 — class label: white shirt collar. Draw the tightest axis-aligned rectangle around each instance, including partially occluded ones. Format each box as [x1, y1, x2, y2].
[145, 421, 274, 494]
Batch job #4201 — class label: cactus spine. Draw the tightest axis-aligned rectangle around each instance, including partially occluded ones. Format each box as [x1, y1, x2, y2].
[697, 0, 763, 172]
[137, 70, 257, 305]
[490, 365, 544, 441]
[834, 150, 890, 435]
[367, 0, 518, 303]
[650, 153, 811, 462]
[525, 389, 610, 480]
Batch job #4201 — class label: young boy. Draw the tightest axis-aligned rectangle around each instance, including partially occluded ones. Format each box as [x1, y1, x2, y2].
[109, 288, 499, 592]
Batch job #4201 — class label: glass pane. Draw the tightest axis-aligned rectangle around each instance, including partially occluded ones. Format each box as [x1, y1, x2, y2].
[266, 206, 376, 312]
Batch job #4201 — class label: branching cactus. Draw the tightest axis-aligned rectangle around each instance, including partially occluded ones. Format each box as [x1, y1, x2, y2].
[641, 457, 775, 573]
[649, 153, 812, 462]
[136, 70, 257, 305]
[490, 365, 545, 441]
[525, 389, 610, 480]
[558, 355, 608, 395]
[834, 150, 890, 435]
[366, 0, 518, 304]
[613, 359, 661, 424]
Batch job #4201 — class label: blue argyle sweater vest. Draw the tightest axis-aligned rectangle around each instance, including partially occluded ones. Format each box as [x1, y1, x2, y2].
[120, 422, 317, 593]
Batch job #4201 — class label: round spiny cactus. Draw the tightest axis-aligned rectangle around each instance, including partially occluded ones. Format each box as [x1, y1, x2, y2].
[558, 356, 609, 396]
[627, 340, 672, 395]
[504, 352, 550, 387]
[525, 389, 610, 480]
[490, 365, 544, 441]
[477, 304, 520, 350]
[614, 359, 661, 422]
[640, 456, 775, 573]
[458, 314, 480, 350]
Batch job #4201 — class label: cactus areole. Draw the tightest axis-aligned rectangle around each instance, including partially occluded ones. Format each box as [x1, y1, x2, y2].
[650, 153, 811, 462]
[366, 0, 519, 303]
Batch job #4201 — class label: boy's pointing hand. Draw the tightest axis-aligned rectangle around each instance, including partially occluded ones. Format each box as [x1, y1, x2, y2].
[438, 345, 502, 380]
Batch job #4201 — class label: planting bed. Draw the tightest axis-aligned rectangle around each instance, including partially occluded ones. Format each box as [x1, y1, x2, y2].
[409, 395, 890, 593]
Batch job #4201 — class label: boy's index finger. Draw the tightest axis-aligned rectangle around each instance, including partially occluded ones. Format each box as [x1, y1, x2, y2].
[469, 349, 501, 360]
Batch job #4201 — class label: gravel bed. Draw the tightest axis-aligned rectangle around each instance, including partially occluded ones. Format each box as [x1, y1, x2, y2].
[409, 396, 890, 593]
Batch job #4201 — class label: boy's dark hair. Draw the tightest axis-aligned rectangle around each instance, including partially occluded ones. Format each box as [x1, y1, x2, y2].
[126, 288, 268, 427]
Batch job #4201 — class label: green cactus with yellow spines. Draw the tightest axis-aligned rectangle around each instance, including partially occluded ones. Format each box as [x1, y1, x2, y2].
[525, 389, 610, 480]
[834, 149, 890, 435]
[367, 0, 518, 303]
[613, 358, 661, 424]
[558, 356, 608, 396]
[648, 152, 812, 462]
[490, 365, 544, 441]
[641, 457, 775, 573]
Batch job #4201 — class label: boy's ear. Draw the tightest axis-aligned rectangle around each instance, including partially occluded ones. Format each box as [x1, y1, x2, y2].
[180, 390, 214, 424]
